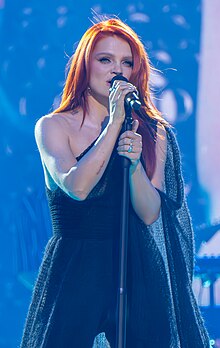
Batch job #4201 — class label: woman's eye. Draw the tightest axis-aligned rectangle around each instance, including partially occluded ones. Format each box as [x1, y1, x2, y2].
[98, 57, 111, 63]
[98, 57, 133, 67]
[123, 61, 133, 68]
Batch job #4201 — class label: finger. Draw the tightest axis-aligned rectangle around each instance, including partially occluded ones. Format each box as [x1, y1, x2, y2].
[109, 87, 131, 103]
[109, 82, 137, 98]
[113, 88, 136, 105]
[132, 119, 139, 133]
[117, 143, 142, 153]
[119, 130, 141, 141]
[118, 137, 141, 148]
[112, 80, 135, 90]
[119, 130, 136, 139]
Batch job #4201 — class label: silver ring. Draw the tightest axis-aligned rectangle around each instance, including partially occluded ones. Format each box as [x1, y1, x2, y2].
[115, 91, 122, 101]
[127, 143, 133, 153]
[109, 86, 116, 92]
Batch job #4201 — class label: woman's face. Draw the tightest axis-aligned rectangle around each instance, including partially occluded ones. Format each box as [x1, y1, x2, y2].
[89, 35, 133, 102]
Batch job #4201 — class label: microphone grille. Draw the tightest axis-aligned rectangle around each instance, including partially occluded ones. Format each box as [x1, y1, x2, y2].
[110, 75, 128, 87]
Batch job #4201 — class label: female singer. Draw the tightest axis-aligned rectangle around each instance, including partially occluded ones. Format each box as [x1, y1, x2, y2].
[20, 17, 210, 347]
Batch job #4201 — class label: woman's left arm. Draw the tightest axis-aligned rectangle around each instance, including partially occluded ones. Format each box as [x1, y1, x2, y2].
[117, 121, 167, 225]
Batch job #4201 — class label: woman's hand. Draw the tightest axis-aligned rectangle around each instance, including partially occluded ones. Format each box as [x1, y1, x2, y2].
[117, 119, 142, 168]
[109, 80, 137, 126]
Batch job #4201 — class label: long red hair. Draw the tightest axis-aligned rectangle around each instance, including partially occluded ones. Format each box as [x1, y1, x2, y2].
[54, 18, 169, 179]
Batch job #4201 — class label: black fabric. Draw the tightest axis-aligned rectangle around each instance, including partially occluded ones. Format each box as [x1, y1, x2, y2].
[20, 127, 210, 348]
[20, 145, 122, 348]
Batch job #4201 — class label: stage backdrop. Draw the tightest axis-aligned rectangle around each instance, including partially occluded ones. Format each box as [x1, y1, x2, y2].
[0, 1, 219, 347]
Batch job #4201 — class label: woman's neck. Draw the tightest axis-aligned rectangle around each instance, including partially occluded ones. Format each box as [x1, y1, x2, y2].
[86, 94, 109, 128]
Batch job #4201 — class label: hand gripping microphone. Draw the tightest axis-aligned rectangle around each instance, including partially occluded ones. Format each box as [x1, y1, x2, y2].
[110, 75, 141, 110]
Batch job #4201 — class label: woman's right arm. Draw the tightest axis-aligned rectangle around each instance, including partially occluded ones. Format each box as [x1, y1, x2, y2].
[35, 81, 136, 200]
[35, 115, 121, 200]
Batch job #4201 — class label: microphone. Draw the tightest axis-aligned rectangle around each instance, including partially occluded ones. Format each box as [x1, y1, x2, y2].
[110, 75, 141, 110]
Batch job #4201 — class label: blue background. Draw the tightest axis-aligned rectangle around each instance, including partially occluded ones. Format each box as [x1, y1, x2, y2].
[0, 1, 218, 347]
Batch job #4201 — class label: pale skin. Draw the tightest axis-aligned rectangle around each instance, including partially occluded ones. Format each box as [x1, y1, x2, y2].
[35, 35, 167, 226]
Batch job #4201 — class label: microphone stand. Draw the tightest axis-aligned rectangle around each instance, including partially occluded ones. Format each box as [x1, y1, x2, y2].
[116, 103, 133, 348]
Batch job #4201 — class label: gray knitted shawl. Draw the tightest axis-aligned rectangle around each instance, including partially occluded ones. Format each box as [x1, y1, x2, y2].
[94, 127, 210, 347]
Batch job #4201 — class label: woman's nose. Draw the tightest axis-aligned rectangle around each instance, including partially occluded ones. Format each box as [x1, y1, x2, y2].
[111, 62, 123, 76]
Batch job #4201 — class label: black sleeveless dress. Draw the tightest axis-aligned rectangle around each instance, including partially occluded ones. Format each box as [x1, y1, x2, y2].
[20, 143, 124, 347]
[20, 129, 211, 348]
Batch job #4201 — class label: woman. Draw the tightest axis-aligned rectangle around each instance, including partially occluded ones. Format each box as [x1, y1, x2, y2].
[20, 18, 210, 347]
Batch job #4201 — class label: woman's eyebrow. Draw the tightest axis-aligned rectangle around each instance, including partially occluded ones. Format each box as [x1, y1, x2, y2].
[95, 52, 133, 60]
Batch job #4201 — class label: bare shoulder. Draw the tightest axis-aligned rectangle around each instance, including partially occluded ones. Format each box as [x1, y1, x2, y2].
[34, 111, 83, 191]
[35, 110, 83, 143]
[35, 111, 75, 135]
[34, 114, 59, 150]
